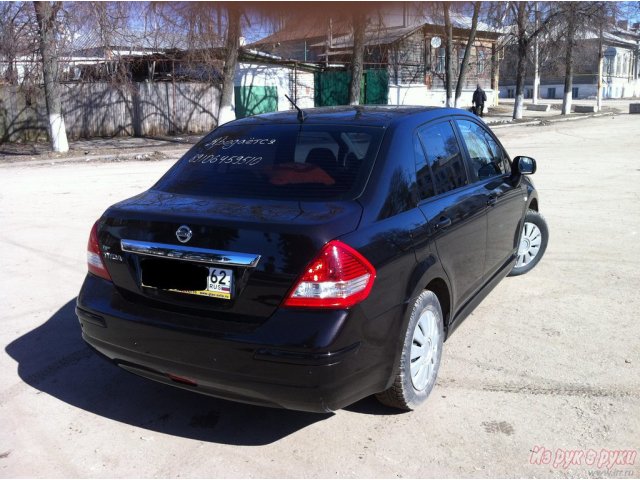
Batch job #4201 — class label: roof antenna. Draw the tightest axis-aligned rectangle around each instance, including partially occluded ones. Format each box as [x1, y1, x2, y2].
[284, 94, 306, 122]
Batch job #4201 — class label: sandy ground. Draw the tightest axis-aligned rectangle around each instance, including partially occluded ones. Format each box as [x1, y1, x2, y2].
[0, 115, 638, 478]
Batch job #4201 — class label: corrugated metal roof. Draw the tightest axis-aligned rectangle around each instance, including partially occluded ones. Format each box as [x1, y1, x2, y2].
[68, 28, 213, 57]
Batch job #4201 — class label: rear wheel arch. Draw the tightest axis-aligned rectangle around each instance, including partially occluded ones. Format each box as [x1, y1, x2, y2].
[406, 258, 453, 337]
[376, 289, 444, 410]
[383, 257, 453, 391]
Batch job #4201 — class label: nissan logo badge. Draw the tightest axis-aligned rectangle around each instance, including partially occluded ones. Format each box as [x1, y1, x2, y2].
[175, 225, 193, 243]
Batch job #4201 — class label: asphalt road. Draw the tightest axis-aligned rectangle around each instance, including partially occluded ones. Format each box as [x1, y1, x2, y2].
[1, 115, 638, 478]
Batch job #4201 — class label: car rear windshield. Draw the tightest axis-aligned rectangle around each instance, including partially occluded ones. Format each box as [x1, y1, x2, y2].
[153, 123, 385, 201]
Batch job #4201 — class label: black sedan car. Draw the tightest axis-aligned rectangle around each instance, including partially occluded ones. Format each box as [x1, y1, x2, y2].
[77, 106, 548, 412]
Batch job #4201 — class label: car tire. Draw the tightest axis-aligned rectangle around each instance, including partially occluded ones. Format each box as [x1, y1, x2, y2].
[376, 290, 444, 411]
[509, 209, 549, 277]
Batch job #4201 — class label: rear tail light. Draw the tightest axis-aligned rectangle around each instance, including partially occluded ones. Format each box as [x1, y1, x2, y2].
[87, 220, 112, 281]
[283, 240, 376, 309]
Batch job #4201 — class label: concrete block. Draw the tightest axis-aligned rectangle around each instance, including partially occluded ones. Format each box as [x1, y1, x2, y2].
[630, 103, 640, 114]
[526, 104, 551, 112]
[573, 105, 597, 113]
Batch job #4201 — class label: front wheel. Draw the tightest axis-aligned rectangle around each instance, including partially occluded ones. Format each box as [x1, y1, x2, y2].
[376, 290, 444, 410]
[509, 210, 549, 276]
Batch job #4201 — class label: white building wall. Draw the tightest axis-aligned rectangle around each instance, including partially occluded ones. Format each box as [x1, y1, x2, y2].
[500, 78, 640, 100]
[388, 85, 496, 111]
[235, 63, 315, 114]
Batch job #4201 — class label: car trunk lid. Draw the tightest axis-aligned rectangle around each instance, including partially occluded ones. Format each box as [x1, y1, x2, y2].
[97, 189, 362, 326]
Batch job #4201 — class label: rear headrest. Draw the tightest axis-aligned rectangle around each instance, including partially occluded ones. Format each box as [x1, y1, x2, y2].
[305, 148, 337, 173]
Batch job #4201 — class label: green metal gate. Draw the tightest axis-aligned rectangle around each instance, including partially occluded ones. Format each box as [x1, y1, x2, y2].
[314, 70, 389, 107]
[234, 85, 278, 118]
[364, 70, 389, 105]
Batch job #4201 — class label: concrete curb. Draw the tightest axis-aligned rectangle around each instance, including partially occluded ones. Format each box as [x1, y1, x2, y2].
[489, 111, 615, 129]
[0, 147, 188, 168]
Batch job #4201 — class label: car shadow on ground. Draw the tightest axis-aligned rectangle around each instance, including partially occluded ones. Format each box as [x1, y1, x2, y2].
[5, 298, 334, 445]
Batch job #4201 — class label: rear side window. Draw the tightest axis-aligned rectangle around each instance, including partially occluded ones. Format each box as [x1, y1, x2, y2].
[414, 135, 435, 200]
[456, 120, 506, 181]
[154, 124, 384, 201]
[417, 122, 468, 195]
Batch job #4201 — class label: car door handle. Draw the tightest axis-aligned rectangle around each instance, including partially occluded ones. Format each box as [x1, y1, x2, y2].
[434, 216, 452, 229]
[487, 195, 498, 206]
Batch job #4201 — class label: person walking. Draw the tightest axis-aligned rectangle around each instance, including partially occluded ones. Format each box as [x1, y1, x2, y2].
[472, 84, 487, 117]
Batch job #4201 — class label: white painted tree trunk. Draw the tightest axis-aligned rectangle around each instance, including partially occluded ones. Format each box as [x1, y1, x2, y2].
[532, 4, 540, 105]
[217, 5, 240, 127]
[514, 94, 524, 119]
[49, 113, 69, 152]
[34, 1, 69, 153]
[561, 91, 572, 115]
[217, 104, 236, 125]
[596, 25, 604, 112]
[533, 40, 540, 104]
[596, 57, 603, 112]
[561, 9, 575, 116]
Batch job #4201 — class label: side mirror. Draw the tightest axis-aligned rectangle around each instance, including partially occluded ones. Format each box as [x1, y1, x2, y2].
[513, 156, 537, 175]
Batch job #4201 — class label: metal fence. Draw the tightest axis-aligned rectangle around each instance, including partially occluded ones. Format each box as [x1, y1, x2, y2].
[0, 81, 221, 142]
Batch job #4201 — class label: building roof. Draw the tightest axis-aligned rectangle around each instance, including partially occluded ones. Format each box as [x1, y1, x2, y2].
[254, 13, 501, 51]
[249, 18, 352, 46]
[67, 28, 220, 57]
[310, 24, 423, 49]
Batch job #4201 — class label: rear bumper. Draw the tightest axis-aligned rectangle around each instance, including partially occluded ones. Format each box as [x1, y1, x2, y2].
[77, 274, 400, 412]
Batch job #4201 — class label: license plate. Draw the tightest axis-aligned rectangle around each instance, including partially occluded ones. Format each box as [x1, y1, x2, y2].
[170, 267, 233, 299]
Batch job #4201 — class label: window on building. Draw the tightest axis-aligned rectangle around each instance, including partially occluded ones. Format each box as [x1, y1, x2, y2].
[604, 57, 613, 75]
[547, 87, 556, 99]
[477, 50, 486, 74]
[424, 40, 432, 73]
[624, 54, 629, 77]
[436, 47, 446, 74]
[572, 87, 579, 98]
[458, 45, 466, 72]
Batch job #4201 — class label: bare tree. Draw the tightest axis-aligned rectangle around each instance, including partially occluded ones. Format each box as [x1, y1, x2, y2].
[33, 1, 68, 152]
[552, 2, 609, 114]
[560, 3, 578, 115]
[443, 2, 453, 107]
[508, 2, 558, 119]
[454, 1, 481, 107]
[348, 10, 367, 105]
[0, 2, 38, 85]
[218, 4, 241, 124]
[592, 2, 618, 112]
[532, 3, 540, 104]
[153, 2, 241, 123]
